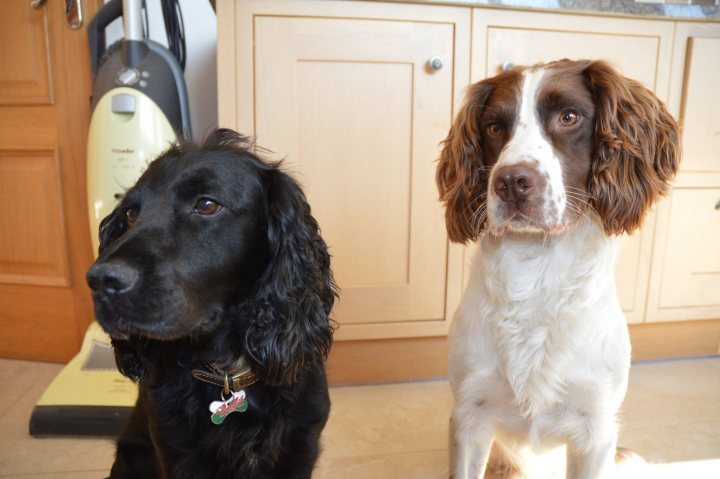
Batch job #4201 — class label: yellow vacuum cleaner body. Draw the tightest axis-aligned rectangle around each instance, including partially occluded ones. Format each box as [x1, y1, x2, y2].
[86, 0, 191, 254]
[87, 87, 177, 253]
[28, 0, 192, 438]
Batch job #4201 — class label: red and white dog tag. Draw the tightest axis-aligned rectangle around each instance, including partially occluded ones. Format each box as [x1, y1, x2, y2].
[209, 390, 248, 425]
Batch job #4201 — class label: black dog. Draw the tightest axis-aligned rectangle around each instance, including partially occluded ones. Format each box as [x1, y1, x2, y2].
[87, 129, 337, 479]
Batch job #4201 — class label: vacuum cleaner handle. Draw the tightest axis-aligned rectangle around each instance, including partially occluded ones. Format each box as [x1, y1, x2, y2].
[87, 0, 123, 80]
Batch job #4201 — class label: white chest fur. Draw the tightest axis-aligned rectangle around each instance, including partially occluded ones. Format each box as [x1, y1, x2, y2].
[451, 217, 626, 418]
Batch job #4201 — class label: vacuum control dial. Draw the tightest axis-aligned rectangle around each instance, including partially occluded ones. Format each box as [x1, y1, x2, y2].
[116, 68, 141, 86]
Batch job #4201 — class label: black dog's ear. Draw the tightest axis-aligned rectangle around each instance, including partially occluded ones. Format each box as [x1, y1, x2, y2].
[97, 205, 128, 255]
[244, 167, 337, 386]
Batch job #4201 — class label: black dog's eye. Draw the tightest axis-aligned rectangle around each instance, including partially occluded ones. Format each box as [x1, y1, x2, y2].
[194, 198, 222, 215]
[125, 208, 137, 226]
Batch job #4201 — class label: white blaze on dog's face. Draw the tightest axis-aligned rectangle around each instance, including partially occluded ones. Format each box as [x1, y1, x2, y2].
[484, 65, 595, 236]
[437, 59, 681, 244]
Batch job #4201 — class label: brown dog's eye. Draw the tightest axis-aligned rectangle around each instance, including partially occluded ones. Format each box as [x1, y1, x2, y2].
[559, 110, 579, 126]
[194, 198, 222, 215]
[125, 208, 137, 226]
[486, 123, 504, 138]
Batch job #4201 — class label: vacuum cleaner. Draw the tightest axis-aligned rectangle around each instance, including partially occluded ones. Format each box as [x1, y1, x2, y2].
[30, 0, 191, 437]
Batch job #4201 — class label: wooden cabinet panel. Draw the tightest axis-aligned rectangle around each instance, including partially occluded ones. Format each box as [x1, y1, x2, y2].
[220, 0, 471, 340]
[647, 24, 720, 324]
[485, 28, 660, 88]
[255, 17, 451, 336]
[657, 188, 720, 310]
[0, 1, 52, 104]
[680, 37, 720, 173]
[0, 151, 69, 286]
[473, 9, 674, 323]
[647, 173, 720, 322]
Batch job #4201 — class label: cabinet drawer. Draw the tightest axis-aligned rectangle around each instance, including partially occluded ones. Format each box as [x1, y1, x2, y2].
[472, 9, 673, 93]
[680, 37, 720, 173]
[485, 27, 659, 88]
[656, 188, 720, 312]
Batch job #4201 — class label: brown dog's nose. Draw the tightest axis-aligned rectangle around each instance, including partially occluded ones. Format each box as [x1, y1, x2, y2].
[87, 262, 139, 295]
[492, 164, 540, 203]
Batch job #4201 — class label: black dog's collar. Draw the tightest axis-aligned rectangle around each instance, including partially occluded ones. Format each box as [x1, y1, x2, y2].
[191, 357, 259, 395]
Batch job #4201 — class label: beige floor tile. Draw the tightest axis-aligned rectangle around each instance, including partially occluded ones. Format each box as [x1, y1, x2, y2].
[0, 360, 62, 422]
[622, 357, 720, 429]
[315, 449, 447, 479]
[0, 471, 108, 479]
[0, 361, 116, 476]
[1, 357, 719, 478]
[620, 420, 720, 464]
[617, 358, 720, 467]
[322, 380, 452, 459]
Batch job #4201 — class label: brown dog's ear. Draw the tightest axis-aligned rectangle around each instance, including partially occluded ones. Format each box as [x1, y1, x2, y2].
[584, 60, 681, 235]
[436, 80, 495, 244]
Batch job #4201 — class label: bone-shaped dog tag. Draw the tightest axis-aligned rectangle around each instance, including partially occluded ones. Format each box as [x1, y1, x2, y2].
[209, 390, 248, 425]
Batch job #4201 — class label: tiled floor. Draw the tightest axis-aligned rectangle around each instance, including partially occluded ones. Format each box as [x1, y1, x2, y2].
[0, 357, 719, 478]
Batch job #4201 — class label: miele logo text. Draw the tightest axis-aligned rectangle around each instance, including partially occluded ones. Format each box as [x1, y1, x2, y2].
[112, 148, 134, 154]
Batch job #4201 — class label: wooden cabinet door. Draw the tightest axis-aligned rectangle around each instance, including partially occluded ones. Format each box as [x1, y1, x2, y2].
[0, 1, 96, 361]
[473, 9, 674, 323]
[649, 184, 720, 320]
[647, 30, 720, 323]
[220, 0, 470, 340]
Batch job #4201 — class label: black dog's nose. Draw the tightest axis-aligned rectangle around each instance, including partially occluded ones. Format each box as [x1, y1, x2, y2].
[87, 262, 139, 294]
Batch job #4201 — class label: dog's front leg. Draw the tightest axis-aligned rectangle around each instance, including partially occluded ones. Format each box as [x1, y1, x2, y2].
[566, 441, 616, 479]
[565, 420, 618, 479]
[110, 404, 161, 479]
[449, 402, 495, 479]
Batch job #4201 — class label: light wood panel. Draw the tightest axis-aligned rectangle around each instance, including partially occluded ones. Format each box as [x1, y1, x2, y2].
[0, 1, 52, 104]
[222, 0, 471, 340]
[679, 37, 720, 173]
[666, 22, 720, 121]
[327, 336, 449, 385]
[647, 23, 720, 325]
[474, 9, 674, 323]
[0, 151, 70, 286]
[254, 16, 450, 335]
[629, 320, 720, 361]
[647, 173, 720, 322]
[656, 188, 720, 310]
[326, 320, 720, 385]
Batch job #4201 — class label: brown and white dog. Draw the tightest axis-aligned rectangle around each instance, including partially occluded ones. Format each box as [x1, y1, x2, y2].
[437, 60, 680, 478]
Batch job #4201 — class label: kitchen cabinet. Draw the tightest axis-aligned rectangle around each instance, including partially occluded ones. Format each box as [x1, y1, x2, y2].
[218, 0, 720, 381]
[647, 28, 720, 323]
[218, 0, 470, 341]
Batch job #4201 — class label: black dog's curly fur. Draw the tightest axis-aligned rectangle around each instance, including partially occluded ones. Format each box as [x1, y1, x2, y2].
[87, 129, 337, 478]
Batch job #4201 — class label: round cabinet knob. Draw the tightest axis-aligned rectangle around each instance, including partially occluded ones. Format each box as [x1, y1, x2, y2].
[427, 56, 444, 72]
[501, 60, 516, 72]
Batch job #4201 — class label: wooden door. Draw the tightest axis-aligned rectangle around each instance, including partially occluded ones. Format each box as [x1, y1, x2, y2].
[221, 0, 470, 341]
[0, 0, 97, 361]
[474, 9, 675, 323]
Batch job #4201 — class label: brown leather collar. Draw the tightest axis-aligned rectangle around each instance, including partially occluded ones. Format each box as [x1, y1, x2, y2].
[191, 358, 259, 394]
